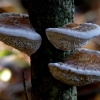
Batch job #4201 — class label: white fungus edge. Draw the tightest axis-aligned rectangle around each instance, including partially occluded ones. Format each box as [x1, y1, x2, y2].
[48, 63, 100, 76]
[0, 27, 42, 40]
[48, 48, 100, 76]
[46, 23, 100, 39]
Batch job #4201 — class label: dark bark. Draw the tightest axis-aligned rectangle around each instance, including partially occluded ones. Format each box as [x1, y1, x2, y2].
[28, 0, 77, 100]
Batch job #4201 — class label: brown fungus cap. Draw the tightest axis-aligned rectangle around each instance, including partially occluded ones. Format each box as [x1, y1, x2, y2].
[46, 23, 100, 51]
[0, 12, 42, 56]
[48, 48, 100, 86]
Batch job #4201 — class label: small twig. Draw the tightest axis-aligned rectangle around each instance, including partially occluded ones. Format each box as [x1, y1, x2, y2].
[22, 71, 29, 100]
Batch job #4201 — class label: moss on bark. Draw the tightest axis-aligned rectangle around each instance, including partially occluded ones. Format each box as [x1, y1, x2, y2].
[28, 0, 77, 100]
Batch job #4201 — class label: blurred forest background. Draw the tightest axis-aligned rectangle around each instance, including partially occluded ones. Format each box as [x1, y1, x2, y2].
[0, 0, 100, 100]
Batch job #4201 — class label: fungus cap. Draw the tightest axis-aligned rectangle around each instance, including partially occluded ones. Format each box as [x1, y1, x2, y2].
[48, 48, 100, 86]
[0, 12, 42, 56]
[46, 23, 100, 51]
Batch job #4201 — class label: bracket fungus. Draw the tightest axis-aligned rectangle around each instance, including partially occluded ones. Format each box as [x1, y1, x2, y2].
[0, 12, 42, 56]
[46, 23, 100, 51]
[48, 48, 100, 86]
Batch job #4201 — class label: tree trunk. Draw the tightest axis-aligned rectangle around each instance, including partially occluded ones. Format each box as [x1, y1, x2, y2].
[28, 0, 77, 100]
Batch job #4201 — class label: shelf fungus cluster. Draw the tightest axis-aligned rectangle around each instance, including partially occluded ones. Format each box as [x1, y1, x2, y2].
[46, 23, 100, 86]
[0, 13, 42, 56]
[0, 12, 100, 86]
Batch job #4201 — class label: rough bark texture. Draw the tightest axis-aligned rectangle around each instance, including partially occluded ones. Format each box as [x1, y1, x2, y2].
[28, 0, 77, 100]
